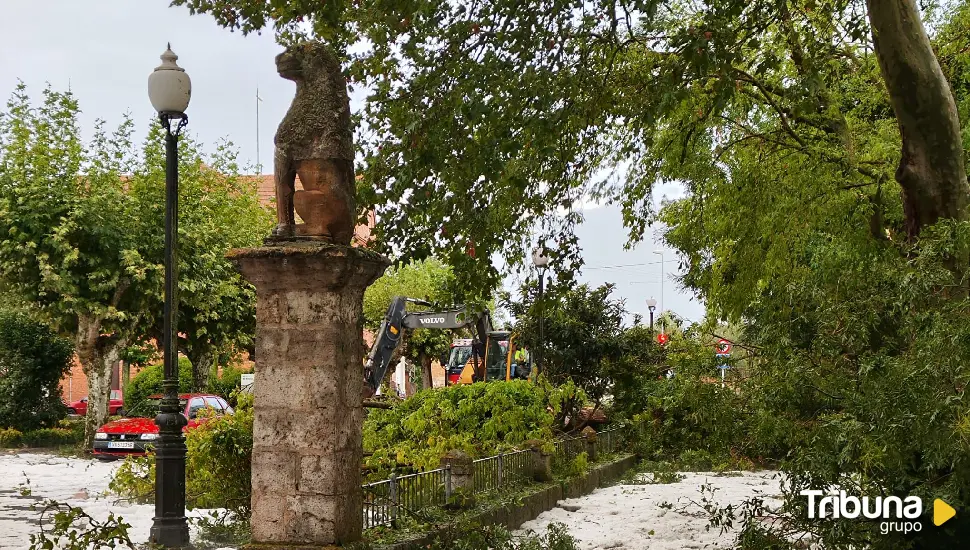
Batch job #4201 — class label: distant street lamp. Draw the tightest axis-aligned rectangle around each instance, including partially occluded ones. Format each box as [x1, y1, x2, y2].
[147, 43, 191, 549]
[652, 249, 665, 333]
[646, 297, 657, 331]
[532, 247, 550, 377]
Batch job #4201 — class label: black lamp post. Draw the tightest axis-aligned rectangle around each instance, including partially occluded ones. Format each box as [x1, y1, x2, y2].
[646, 297, 657, 331]
[531, 247, 550, 377]
[148, 44, 191, 548]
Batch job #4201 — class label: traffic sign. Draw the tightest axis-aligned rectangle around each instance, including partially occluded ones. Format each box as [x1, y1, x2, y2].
[715, 339, 732, 355]
[657, 333, 669, 345]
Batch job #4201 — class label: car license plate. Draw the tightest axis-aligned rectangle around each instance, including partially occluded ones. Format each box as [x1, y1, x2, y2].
[108, 441, 135, 449]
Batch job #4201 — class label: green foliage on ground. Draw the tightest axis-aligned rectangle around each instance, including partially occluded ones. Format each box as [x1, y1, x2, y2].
[0, 309, 74, 431]
[111, 381, 584, 513]
[423, 523, 577, 550]
[363, 379, 583, 479]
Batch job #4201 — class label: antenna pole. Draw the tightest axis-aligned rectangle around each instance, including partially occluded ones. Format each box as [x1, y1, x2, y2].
[256, 87, 261, 174]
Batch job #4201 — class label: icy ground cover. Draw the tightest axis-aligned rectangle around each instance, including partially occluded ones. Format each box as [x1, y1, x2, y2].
[0, 452, 230, 549]
[517, 470, 784, 549]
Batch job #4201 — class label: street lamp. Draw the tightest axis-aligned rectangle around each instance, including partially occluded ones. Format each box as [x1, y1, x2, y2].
[532, 247, 550, 377]
[147, 44, 191, 548]
[652, 249, 665, 333]
[646, 297, 657, 331]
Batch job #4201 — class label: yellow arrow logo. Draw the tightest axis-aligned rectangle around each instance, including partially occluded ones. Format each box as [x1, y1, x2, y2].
[934, 499, 956, 526]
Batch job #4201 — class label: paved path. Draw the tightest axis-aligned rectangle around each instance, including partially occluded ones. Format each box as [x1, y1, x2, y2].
[0, 452, 227, 549]
[516, 470, 784, 549]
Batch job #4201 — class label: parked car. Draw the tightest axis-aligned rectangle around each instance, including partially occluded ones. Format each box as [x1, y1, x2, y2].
[65, 390, 124, 416]
[92, 393, 233, 460]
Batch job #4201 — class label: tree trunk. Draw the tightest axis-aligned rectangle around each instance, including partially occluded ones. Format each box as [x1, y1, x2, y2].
[76, 316, 130, 448]
[188, 347, 214, 392]
[121, 360, 131, 395]
[867, 0, 970, 239]
[419, 352, 433, 390]
[75, 315, 105, 449]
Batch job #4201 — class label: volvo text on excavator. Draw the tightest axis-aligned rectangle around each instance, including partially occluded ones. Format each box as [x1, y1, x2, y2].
[362, 297, 527, 397]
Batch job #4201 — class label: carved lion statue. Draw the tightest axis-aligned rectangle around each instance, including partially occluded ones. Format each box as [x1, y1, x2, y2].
[271, 41, 355, 244]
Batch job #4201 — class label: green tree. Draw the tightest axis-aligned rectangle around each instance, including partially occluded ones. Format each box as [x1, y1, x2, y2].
[506, 281, 642, 407]
[363, 258, 457, 389]
[127, 126, 273, 391]
[0, 84, 272, 446]
[648, 6, 970, 547]
[0, 84, 149, 445]
[0, 309, 74, 431]
[171, 0, 966, 293]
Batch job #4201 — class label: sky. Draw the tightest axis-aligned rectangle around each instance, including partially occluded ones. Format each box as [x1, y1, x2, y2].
[0, 0, 705, 325]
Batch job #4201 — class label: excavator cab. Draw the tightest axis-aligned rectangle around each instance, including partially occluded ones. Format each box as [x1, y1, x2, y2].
[446, 332, 521, 385]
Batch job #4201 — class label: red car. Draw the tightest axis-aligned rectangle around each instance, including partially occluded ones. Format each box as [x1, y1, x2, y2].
[92, 393, 233, 459]
[66, 390, 125, 416]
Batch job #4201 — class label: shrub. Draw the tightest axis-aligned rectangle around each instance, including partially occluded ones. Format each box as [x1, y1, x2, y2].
[110, 392, 254, 514]
[123, 358, 193, 414]
[363, 379, 583, 479]
[0, 310, 73, 431]
[0, 421, 83, 448]
[0, 427, 23, 447]
[206, 364, 250, 405]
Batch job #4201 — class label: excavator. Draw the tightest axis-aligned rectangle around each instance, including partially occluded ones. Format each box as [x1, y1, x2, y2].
[362, 297, 526, 397]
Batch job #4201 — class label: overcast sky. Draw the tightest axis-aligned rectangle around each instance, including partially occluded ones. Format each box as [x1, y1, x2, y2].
[0, 0, 705, 325]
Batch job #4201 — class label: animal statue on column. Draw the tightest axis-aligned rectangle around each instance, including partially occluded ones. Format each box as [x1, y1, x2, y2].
[271, 41, 355, 244]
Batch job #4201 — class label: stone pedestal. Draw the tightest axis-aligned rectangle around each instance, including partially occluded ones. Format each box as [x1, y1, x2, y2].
[230, 243, 388, 548]
[440, 451, 475, 509]
[528, 441, 554, 482]
[582, 427, 598, 463]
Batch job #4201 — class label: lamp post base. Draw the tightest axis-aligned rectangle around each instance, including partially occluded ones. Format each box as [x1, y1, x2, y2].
[149, 519, 191, 549]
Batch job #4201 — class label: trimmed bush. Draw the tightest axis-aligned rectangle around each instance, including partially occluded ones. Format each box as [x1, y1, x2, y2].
[0, 310, 74, 431]
[123, 358, 193, 414]
[0, 420, 83, 448]
[0, 428, 23, 447]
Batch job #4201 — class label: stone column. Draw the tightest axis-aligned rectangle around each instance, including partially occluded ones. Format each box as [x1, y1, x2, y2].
[582, 427, 598, 463]
[527, 440, 553, 482]
[440, 451, 475, 509]
[230, 243, 388, 548]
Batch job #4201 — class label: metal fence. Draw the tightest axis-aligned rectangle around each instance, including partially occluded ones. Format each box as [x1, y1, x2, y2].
[597, 427, 625, 456]
[472, 449, 533, 492]
[361, 468, 449, 530]
[551, 434, 587, 471]
[362, 427, 626, 529]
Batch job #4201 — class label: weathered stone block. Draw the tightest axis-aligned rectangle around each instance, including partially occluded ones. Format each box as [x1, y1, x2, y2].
[252, 451, 299, 496]
[284, 494, 337, 542]
[253, 407, 336, 449]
